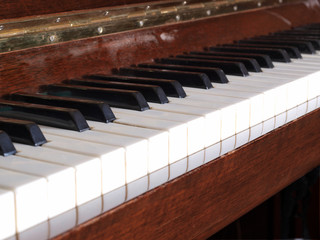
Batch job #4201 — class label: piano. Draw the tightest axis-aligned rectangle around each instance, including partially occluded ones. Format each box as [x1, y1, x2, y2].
[0, 0, 319, 239]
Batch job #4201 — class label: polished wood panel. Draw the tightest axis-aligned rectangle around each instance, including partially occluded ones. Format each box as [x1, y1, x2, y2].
[0, 0, 156, 19]
[54, 106, 320, 240]
[0, 2, 319, 97]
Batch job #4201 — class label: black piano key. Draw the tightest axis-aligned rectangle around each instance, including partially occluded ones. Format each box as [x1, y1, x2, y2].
[10, 92, 116, 123]
[177, 54, 262, 72]
[0, 116, 47, 146]
[156, 57, 249, 76]
[0, 100, 89, 132]
[137, 63, 229, 83]
[84, 75, 186, 98]
[238, 39, 315, 54]
[209, 46, 291, 62]
[255, 36, 320, 50]
[41, 84, 150, 111]
[118, 67, 213, 89]
[190, 51, 274, 68]
[64, 79, 169, 104]
[0, 131, 16, 156]
[225, 43, 302, 59]
[274, 31, 320, 37]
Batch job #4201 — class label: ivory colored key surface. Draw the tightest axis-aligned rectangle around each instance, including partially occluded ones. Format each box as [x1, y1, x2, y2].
[15, 144, 101, 207]
[0, 168, 48, 236]
[111, 107, 205, 155]
[86, 121, 168, 174]
[0, 188, 15, 240]
[182, 90, 250, 133]
[0, 154, 76, 238]
[167, 97, 236, 140]
[0, 155, 75, 219]
[148, 102, 221, 147]
[184, 87, 264, 127]
[43, 133, 126, 195]
[40, 126, 148, 184]
[112, 113, 187, 164]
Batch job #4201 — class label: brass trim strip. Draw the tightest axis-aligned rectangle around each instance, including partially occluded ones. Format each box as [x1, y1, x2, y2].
[0, 0, 303, 53]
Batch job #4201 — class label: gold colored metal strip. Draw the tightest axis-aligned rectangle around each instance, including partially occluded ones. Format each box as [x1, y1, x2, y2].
[0, 0, 304, 53]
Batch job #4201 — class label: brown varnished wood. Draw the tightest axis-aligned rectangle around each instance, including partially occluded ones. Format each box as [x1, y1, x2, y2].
[0, 0, 158, 19]
[54, 106, 320, 240]
[0, 2, 320, 97]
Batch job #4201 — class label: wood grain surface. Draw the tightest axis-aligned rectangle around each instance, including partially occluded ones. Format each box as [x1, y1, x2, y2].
[0, 0, 157, 19]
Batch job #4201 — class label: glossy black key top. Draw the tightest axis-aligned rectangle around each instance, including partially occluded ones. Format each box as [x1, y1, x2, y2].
[0, 100, 89, 132]
[10, 92, 116, 123]
[255, 36, 320, 50]
[209, 46, 291, 62]
[156, 57, 249, 76]
[0, 116, 47, 146]
[64, 79, 169, 104]
[190, 51, 274, 68]
[84, 75, 186, 98]
[118, 67, 213, 89]
[0, 130, 16, 156]
[275, 31, 320, 37]
[225, 43, 301, 58]
[238, 39, 315, 54]
[177, 54, 262, 72]
[137, 63, 229, 83]
[41, 84, 150, 111]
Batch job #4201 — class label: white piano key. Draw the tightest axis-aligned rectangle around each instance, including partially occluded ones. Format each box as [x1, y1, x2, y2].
[235, 129, 250, 148]
[43, 133, 126, 195]
[213, 82, 277, 122]
[183, 90, 250, 133]
[87, 121, 168, 174]
[15, 144, 101, 207]
[49, 209, 76, 238]
[0, 155, 75, 219]
[262, 117, 275, 135]
[0, 188, 16, 240]
[297, 102, 308, 118]
[0, 168, 48, 236]
[113, 112, 187, 164]
[204, 142, 220, 163]
[111, 108, 205, 156]
[169, 157, 187, 180]
[307, 97, 318, 113]
[149, 166, 169, 190]
[40, 126, 147, 184]
[149, 102, 221, 147]
[287, 107, 298, 123]
[187, 150, 205, 172]
[127, 176, 148, 201]
[102, 186, 126, 213]
[275, 112, 287, 128]
[184, 87, 264, 127]
[168, 97, 236, 140]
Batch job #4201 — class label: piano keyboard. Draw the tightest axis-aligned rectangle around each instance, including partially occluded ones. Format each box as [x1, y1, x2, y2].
[1, 25, 320, 240]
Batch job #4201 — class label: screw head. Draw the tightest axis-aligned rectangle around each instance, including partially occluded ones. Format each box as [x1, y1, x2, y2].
[49, 35, 56, 42]
[138, 20, 144, 27]
[176, 15, 181, 21]
[206, 10, 211, 16]
[233, 5, 238, 11]
[97, 27, 103, 34]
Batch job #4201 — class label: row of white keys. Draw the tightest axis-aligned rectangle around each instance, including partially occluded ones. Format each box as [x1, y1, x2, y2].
[111, 107, 205, 156]
[0, 167, 48, 239]
[0, 188, 16, 240]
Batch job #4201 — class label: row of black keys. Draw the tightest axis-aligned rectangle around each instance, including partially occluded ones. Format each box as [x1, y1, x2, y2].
[1, 23, 320, 156]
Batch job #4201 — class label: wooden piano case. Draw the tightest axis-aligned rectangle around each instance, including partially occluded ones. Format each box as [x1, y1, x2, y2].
[0, 0, 319, 239]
